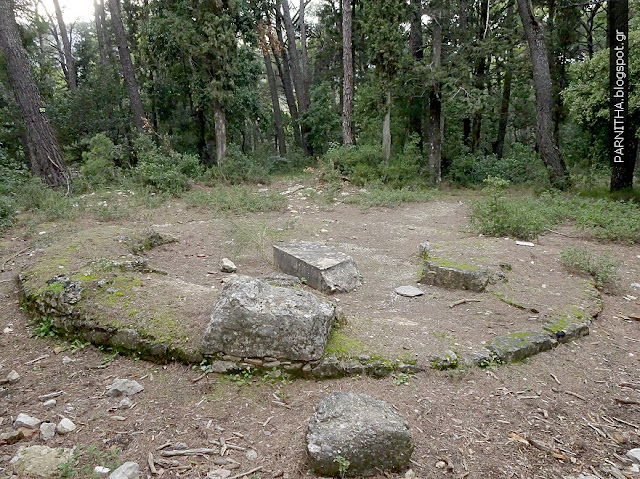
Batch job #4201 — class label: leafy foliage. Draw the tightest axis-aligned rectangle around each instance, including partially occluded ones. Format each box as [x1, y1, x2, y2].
[560, 247, 620, 290]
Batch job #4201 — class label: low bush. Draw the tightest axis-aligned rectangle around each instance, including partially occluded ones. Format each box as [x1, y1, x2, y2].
[80, 133, 122, 188]
[560, 246, 620, 290]
[182, 185, 286, 214]
[343, 186, 433, 207]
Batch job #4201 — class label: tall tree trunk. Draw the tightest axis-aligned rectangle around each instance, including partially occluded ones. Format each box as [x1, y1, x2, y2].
[299, 0, 310, 94]
[408, 0, 424, 150]
[428, 5, 442, 184]
[108, 0, 147, 132]
[0, 0, 69, 187]
[459, 0, 472, 147]
[260, 24, 286, 156]
[272, 13, 302, 147]
[471, 56, 486, 151]
[516, 0, 570, 189]
[94, 0, 107, 65]
[382, 88, 391, 164]
[52, 0, 77, 90]
[213, 100, 227, 165]
[277, 0, 312, 154]
[341, 0, 354, 146]
[493, 67, 512, 160]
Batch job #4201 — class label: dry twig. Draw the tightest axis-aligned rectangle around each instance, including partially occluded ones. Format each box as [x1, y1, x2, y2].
[449, 298, 482, 308]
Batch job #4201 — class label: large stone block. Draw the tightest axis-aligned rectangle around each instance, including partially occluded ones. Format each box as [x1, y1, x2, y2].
[202, 276, 337, 361]
[419, 259, 489, 292]
[306, 392, 414, 476]
[273, 242, 361, 294]
[486, 331, 557, 362]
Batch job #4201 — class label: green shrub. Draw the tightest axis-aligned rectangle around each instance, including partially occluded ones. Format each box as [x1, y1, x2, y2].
[182, 185, 286, 214]
[214, 145, 270, 184]
[0, 196, 15, 231]
[15, 178, 79, 221]
[573, 199, 640, 243]
[80, 133, 122, 188]
[560, 247, 620, 290]
[343, 186, 433, 207]
[131, 134, 201, 194]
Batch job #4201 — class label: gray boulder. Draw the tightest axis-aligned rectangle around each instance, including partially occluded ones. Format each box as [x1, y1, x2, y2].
[273, 242, 361, 294]
[106, 378, 144, 397]
[306, 392, 413, 476]
[109, 461, 140, 479]
[202, 276, 337, 361]
[420, 259, 489, 292]
[10, 445, 74, 478]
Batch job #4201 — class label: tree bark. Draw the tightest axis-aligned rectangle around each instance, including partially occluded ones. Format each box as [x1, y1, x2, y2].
[516, 0, 570, 189]
[94, 0, 107, 65]
[428, 6, 442, 184]
[0, 0, 69, 187]
[408, 0, 424, 150]
[493, 67, 512, 160]
[260, 23, 286, 156]
[382, 88, 391, 164]
[213, 100, 227, 165]
[341, 0, 354, 146]
[108, 0, 147, 132]
[52, 0, 77, 90]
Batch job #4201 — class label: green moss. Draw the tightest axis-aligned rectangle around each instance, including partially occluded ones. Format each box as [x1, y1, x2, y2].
[45, 281, 65, 293]
[544, 317, 576, 334]
[325, 329, 367, 358]
[426, 257, 478, 271]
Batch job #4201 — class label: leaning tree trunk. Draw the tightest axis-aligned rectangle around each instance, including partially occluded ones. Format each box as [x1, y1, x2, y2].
[0, 0, 69, 187]
[516, 0, 570, 189]
[342, 0, 354, 146]
[52, 0, 77, 90]
[428, 5, 443, 184]
[108, 0, 147, 132]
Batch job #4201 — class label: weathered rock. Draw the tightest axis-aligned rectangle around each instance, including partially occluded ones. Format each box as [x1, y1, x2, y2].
[14, 413, 42, 429]
[118, 397, 134, 409]
[430, 350, 459, 370]
[202, 276, 337, 361]
[108, 461, 140, 479]
[0, 430, 24, 445]
[420, 259, 489, 292]
[395, 286, 424, 298]
[220, 258, 237, 273]
[486, 331, 556, 362]
[542, 316, 590, 343]
[306, 392, 413, 476]
[43, 399, 57, 409]
[39, 423, 56, 441]
[10, 445, 73, 478]
[627, 448, 640, 464]
[418, 242, 432, 255]
[106, 379, 144, 397]
[56, 418, 76, 435]
[273, 242, 361, 294]
[6, 370, 20, 383]
[259, 273, 302, 288]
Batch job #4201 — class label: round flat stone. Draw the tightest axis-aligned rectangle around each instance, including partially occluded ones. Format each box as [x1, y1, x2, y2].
[395, 286, 424, 297]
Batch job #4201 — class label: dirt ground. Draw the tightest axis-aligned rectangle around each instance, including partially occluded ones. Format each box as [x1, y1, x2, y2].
[1, 178, 640, 479]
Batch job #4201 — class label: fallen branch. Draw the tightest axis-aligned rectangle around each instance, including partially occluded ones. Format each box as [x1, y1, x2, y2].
[611, 416, 640, 429]
[614, 398, 640, 406]
[159, 448, 219, 457]
[25, 354, 49, 365]
[1, 247, 30, 272]
[192, 371, 209, 383]
[550, 373, 561, 385]
[449, 298, 482, 308]
[148, 452, 157, 475]
[552, 388, 586, 401]
[544, 228, 575, 238]
[619, 382, 640, 391]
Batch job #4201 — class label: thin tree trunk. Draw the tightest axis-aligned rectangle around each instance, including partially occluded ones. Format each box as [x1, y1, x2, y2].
[516, 0, 570, 189]
[428, 6, 443, 184]
[341, 0, 354, 146]
[471, 57, 486, 151]
[261, 34, 286, 156]
[299, 0, 310, 94]
[52, 0, 76, 89]
[108, 0, 147, 132]
[94, 0, 107, 65]
[382, 88, 391, 164]
[213, 100, 227, 164]
[271, 14, 302, 147]
[0, 0, 69, 187]
[408, 0, 424, 150]
[493, 67, 512, 160]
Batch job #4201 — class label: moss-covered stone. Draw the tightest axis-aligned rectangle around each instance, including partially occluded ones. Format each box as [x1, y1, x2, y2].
[486, 331, 556, 362]
[420, 258, 489, 292]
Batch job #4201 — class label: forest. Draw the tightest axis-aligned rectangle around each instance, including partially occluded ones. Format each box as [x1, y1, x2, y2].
[0, 0, 639, 223]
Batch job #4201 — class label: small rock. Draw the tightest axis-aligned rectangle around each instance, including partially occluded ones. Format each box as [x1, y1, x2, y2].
[395, 286, 424, 298]
[627, 448, 640, 464]
[435, 461, 446, 469]
[10, 445, 73, 477]
[631, 283, 640, 290]
[172, 442, 188, 450]
[106, 287, 120, 294]
[56, 418, 76, 434]
[95, 465, 111, 474]
[418, 242, 432, 255]
[62, 356, 73, 365]
[0, 430, 24, 446]
[106, 378, 144, 397]
[108, 461, 140, 479]
[14, 413, 42, 430]
[118, 397, 134, 409]
[405, 469, 415, 479]
[6, 370, 20, 383]
[43, 399, 56, 409]
[220, 258, 237, 273]
[245, 449, 258, 461]
[207, 468, 232, 479]
[320, 229, 329, 234]
[39, 423, 56, 441]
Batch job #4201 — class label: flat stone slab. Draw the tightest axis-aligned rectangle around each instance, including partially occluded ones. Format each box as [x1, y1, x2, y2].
[542, 316, 590, 343]
[486, 331, 557, 362]
[273, 242, 361, 294]
[420, 259, 489, 292]
[395, 286, 424, 297]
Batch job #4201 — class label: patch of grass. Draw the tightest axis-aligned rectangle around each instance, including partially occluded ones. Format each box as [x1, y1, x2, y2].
[93, 203, 131, 222]
[30, 316, 59, 338]
[223, 218, 296, 258]
[182, 185, 286, 214]
[470, 178, 640, 242]
[59, 444, 122, 478]
[391, 372, 415, 385]
[343, 186, 434, 207]
[325, 329, 367, 358]
[560, 247, 620, 290]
